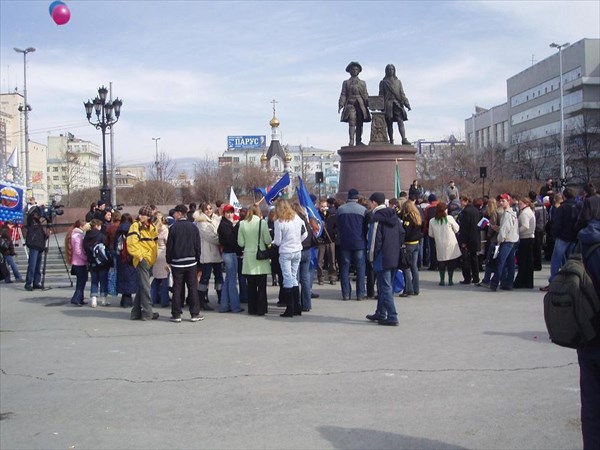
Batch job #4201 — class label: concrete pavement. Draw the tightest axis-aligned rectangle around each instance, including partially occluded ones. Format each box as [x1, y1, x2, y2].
[0, 267, 581, 449]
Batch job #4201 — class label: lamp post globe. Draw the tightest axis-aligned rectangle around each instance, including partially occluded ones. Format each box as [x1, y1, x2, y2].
[84, 86, 123, 205]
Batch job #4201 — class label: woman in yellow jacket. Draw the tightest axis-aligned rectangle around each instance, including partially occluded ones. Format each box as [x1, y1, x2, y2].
[127, 206, 159, 321]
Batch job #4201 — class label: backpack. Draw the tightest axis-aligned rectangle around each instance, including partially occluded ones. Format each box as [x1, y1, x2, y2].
[116, 233, 133, 264]
[543, 242, 600, 348]
[91, 242, 113, 269]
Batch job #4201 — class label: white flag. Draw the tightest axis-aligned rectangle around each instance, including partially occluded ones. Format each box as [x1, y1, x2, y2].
[229, 186, 241, 212]
[7, 147, 18, 168]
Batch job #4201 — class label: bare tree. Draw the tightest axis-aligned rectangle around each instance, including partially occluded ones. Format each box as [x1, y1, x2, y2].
[119, 180, 176, 205]
[566, 110, 600, 185]
[151, 151, 177, 183]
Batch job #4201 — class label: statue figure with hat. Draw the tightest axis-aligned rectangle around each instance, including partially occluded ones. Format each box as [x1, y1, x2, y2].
[338, 61, 371, 147]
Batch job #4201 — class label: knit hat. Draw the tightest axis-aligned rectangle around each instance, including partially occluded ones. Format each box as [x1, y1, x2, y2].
[369, 192, 385, 205]
[348, 188, 359, 199]
[428, 193, 437, 203]
[138, 205, 153, 217]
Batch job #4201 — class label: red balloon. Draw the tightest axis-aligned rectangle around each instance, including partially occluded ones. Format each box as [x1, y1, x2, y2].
[51, 4, 70, 25]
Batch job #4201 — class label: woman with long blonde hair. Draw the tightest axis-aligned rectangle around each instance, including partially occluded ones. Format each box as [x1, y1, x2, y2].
[400, 200, 423, 295]
[151, 212, 171, 307]
[273, 199, 308, 317]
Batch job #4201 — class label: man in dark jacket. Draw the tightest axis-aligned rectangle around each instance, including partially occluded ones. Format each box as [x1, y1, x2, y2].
[166, 204, 203, 323]
[458, 195, 481, 284]
[366, 192, 405, 326]
[575, 184, 600, 449]
[23, 208, 47, 291]
[336, 188, 368, 300]
[543, 188, 581, 290]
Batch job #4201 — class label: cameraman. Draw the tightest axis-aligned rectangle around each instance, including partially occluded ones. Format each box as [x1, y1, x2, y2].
[23, 207, 47, 291]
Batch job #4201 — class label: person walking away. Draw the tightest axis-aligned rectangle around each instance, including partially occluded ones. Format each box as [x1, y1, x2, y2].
[366, 192, 405, 326]
[67, 220, 90, 306]
[166, 204, 203, 323]
[489, 194, 519, 292]
[127, 206, 159, 321]
[513, 197, 536, 289]
[457, 195, 481, 285]
[429, 202, 462, 286]
[238, 205, 272, 316]
[336, 188, 368, 300]
[217, 204, 244, 313]
[271, 199, 307, 317]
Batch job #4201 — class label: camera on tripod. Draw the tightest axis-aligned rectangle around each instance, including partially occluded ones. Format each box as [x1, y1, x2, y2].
[40, 200, 64, 222]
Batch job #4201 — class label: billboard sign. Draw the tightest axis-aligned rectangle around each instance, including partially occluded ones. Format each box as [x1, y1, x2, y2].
[227, 135, 266, 150]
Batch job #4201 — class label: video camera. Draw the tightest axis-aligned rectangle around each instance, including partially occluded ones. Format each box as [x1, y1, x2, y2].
[28, 200, 64, 225]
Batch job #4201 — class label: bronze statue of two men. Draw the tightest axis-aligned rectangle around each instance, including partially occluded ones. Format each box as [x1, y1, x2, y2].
[338, 62, 411, 146]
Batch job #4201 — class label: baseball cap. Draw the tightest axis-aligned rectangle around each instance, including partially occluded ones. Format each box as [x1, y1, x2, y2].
[222, 204, 235, 213]
[348, 188, 359, 199]
[500, 193, 511, 201]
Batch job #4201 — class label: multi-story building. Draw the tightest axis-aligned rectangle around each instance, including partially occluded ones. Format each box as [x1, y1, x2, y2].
[465, 38, 600, 183]
[0, 92, 49, 202]
[46, 134, 101, 202]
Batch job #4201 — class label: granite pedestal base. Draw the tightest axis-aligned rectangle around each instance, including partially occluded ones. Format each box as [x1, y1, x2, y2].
[337, 144, 416, 201]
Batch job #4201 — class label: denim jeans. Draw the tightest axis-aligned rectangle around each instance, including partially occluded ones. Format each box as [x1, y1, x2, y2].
[70, 265, 88, 304]
[340, 249, 366, 299]
[490, 242, 516, 290]
[90, 268, 109, 296]
[6, 255, 22, 280]
[375, 269, 398, 322]
[199, 262, 223, 292]
[221, 253, 241, 312]
[549, 238, 576, 283]
[151, 277, 170, 306]
[298, 249, 312, 310]
[279, 251, 301, 288]
[403, 243, 420, 294]
[25, 247, 43, 288]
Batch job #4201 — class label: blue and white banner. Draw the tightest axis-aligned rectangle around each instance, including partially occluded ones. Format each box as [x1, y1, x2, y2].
[227, 135, 266, 150]
[0, 183, 24, 223]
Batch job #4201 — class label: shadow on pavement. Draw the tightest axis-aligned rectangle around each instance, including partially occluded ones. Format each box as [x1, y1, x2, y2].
[318, 425, 467, 450]
[484, 330, 551, 343]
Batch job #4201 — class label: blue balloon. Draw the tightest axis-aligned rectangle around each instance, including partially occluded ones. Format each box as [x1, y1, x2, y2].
[48, 0, 65, 16]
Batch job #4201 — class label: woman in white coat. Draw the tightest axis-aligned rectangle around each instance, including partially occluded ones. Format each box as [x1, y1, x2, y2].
[194, 202, 223, 310]
[429, 202, 462, 286]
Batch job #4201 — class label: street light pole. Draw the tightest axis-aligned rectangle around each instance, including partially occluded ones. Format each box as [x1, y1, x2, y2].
[84, 86, 123, 205]
[550, 42, 570, 187]
[14, 47, 35, 197]
[152, 137, 161, 181]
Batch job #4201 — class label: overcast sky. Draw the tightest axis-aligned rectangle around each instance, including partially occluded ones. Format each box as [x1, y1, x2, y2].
[1, 0, 598, 165]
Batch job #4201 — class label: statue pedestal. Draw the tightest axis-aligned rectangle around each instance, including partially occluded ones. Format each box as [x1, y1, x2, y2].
[336, 144, 416, 201]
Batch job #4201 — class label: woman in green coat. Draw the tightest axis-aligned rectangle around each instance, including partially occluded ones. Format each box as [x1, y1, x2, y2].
[238, 205, 272, 315]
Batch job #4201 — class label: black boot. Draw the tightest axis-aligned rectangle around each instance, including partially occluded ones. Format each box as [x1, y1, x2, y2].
[199, 290, 213, 311]
[276, 286, 285, 306]
[292, 286, 302, 316]
[280, 288, 294, 317]
[216, 289, 222, 305]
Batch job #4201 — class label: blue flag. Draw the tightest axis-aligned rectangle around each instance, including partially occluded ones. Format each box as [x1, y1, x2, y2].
[296, 176, 323, 238]
[262, 172, 290, 205]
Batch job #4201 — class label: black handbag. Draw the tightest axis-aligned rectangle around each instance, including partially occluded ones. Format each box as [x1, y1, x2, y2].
[256, 220, 270, 260]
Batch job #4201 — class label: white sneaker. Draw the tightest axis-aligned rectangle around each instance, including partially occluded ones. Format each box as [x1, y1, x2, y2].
[91, 296, 97, 308]
[101, 297, 110, 306]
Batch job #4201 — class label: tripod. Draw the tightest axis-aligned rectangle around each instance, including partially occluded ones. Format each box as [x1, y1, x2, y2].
[40, 222, 73, 290]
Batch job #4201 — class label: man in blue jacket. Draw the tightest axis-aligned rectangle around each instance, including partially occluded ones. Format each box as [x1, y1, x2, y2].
[336, 188, 368, 300]
[366, 192, 405, 326]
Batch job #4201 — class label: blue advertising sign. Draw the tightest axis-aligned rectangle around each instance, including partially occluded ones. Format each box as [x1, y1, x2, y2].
[0, 183, 24, 224]
[227, 135, 266, 150]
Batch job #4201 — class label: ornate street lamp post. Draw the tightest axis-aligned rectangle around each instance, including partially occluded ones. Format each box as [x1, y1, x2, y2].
[84, 86, 122, 205]
[13, 47, 35, 196]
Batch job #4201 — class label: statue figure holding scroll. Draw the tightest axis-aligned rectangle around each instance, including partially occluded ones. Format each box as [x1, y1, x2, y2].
[379, 64, 411, 145]
[338, 61, 371, 146]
